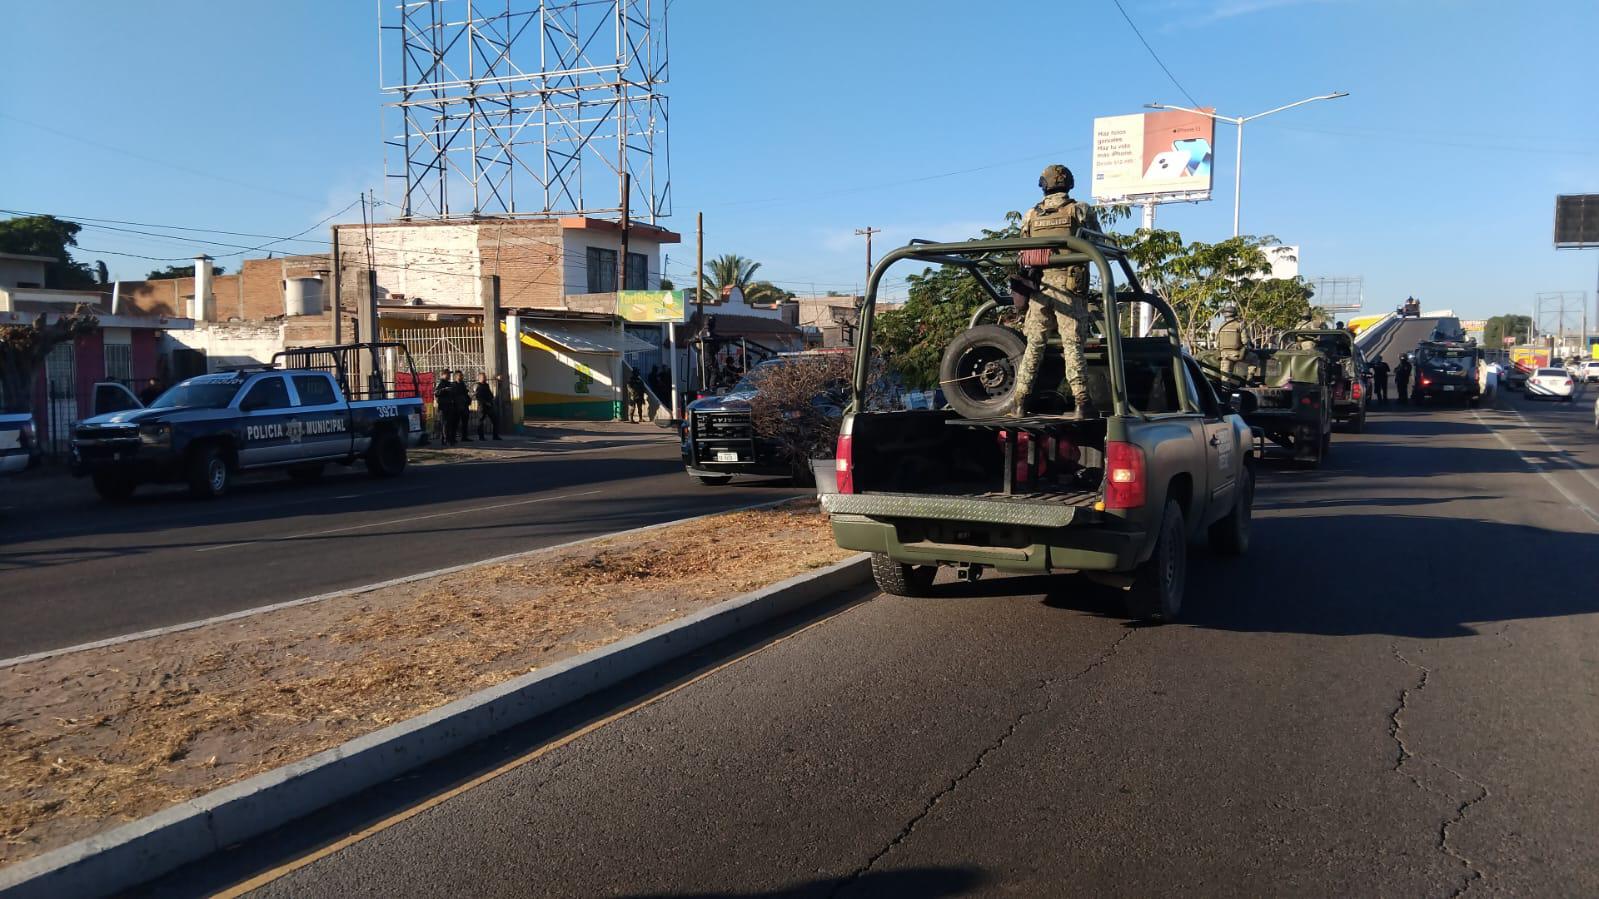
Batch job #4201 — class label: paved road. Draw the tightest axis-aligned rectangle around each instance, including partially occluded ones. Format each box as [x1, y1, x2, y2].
[1361, 313, 1459, 369]
[0, 442, 807, 660]
[151, 389, 1599, 897]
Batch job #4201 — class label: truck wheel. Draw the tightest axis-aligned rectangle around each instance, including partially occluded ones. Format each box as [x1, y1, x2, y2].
[871, 553, 938, 597]
[367, 429, 407, 478]
[287, 462, 325, 483]
[939, 324, 1026, 420]
[1124, 500, 1185, 622]
[1208, 466, 1253, 556]
[92, 473, 137, 502]
[188, 446, 230, 499]
[696, 475, 732, 486]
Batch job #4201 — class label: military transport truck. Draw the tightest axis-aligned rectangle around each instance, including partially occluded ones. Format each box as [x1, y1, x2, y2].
[72, 342, 426, 501]
[1281, 328, 1369, 432]
[819, 231, 1255, 622]
[1411, 339, 1481, 405]
[1199, 342, 1331, 468]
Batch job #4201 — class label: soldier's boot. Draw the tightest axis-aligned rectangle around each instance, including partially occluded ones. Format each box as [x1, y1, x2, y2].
[1056, 305, 1096, 420]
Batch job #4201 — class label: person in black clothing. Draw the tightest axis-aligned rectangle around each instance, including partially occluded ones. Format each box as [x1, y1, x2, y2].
[138, 378, 163, 406]
[474, 373, 502, 440]
[433, 371, 458, 445]
[1395, 356, 1412, 404]
[1369, 358, 1390, 403]
[448, 371, 472, 442]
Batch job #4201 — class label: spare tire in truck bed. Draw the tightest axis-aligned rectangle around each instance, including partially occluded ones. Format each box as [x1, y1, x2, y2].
[938, 325, 1027, 420]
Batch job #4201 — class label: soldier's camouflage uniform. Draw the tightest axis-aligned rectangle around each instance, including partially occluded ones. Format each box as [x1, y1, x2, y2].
[1011, 192, 1102, 415]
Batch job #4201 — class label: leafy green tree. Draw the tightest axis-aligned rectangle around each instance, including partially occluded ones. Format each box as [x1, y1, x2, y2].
[146, 263, 226, 280]
[0, 215, 97, 288]
[700, 254, 792, 307]
[1483, 314, 1532, 348]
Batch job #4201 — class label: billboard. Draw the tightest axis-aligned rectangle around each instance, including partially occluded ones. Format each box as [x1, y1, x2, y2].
[1092, 109, 1216, 203]
[1554, 194, 1599, 248]
[617, 290, 687, 324]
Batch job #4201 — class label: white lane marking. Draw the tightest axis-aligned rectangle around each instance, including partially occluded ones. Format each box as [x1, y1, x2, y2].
[1503, 406, 1599, 496]
[195, 489, 605, 552]
[1472, 410, 1599, 528]
[1, 496, 801, 669]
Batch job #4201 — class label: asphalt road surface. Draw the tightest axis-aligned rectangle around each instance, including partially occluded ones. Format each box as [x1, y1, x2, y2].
[149, 387, 1599, 897]
[0, 442, 807, 660]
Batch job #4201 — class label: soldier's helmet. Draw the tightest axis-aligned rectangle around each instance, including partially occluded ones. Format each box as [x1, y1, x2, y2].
[1039, 164, 1074, 194]
[1220, 303, 1239, 319]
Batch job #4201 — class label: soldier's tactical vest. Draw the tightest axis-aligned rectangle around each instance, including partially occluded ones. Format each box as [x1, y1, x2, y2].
[1028, 196, 1089, 292]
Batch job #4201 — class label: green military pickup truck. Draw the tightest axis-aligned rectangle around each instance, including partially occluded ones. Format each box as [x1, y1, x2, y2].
[819, 232, 1255, 621]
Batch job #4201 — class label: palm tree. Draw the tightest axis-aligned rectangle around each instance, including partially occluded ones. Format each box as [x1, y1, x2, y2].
[699, 254, 791, 307]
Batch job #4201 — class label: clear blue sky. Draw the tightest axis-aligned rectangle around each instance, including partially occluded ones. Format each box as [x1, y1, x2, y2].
[4, 0, 1598, 322]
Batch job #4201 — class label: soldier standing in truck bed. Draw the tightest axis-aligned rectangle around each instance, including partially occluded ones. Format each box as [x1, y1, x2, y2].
[1009, 164, 1102, 419]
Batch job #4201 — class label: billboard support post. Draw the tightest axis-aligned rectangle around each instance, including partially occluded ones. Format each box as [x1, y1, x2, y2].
[1145, 92, 1348, 237]
[1138, 199, 1156, 336]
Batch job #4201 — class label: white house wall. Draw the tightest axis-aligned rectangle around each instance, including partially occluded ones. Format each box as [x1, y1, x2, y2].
[560, 229, 663, 295]
[368, 224, 481, 306]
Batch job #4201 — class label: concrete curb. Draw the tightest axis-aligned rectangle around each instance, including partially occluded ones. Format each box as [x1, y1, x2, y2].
[0, 553, 872, 898]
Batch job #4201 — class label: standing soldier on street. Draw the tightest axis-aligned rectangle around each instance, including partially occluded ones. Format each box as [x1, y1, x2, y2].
[449, 370, 473, 443]
[433, 371, 457, 445]
[1009, 164, 1102, 419]
[1369, 357, 1391, 404]
[1394, 355, 1412, 404]
[627, 369, 648, 422]
[474, 373, 502, 440]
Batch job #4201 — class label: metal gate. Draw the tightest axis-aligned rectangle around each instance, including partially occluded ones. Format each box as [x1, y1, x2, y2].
[43, 343, 76, 458]
[379, 320, 485, 379]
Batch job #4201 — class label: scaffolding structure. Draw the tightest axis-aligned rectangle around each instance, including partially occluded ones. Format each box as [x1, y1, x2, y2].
[1533, 291, 1588, 357]
[1307, 276, 1363, 314]
[380, 0, 670, 222]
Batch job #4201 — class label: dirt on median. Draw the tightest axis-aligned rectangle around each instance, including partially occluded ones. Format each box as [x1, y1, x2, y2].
[0, 500, 851, 867]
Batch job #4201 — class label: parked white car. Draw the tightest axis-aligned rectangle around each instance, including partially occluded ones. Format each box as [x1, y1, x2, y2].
[1526, 368, 1575, 401]
[0, 411, 41, 476]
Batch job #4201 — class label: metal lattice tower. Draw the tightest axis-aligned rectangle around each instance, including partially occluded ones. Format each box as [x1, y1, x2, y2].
[1307, 276, 1364, 314]
[380, 0, 670, 222]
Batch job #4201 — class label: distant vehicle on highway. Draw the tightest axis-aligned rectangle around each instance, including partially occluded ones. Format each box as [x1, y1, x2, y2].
[1525, 367, 1575, 402]
[71, 342, 427, 501]
[1579, 360, 1599, 384]
[1398, 297, 1421, 318]
[0, 411, 40, 477]
[1411, 340, 1481, 406]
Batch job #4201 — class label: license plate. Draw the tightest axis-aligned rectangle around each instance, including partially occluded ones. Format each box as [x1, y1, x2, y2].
[408, 412, 421, 432]
[1442, 385, 1455, 391]
[716, 451, 739, 462]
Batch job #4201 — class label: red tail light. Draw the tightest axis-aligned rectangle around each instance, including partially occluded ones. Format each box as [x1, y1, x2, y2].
[1104, 440, 1146, 510]
[834, 433, 855, 494]
[1419, 376, 1431, 386]
[1352, 381, 1363, 400]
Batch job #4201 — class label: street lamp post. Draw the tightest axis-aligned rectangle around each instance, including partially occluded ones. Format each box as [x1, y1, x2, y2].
[1146, 92, 1348, 237]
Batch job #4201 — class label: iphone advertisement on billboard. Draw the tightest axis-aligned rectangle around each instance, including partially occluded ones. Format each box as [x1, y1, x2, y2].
[1091, 109, 1215, 202]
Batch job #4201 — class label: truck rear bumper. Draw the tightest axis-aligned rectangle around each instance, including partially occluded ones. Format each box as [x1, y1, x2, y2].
[826, 512, 1145, 574]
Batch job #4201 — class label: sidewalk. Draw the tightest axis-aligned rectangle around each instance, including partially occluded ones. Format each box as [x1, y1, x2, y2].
[412, 417, 676, 464]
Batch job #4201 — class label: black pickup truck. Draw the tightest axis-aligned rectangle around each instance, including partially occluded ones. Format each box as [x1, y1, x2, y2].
[72, 342, 427, 500]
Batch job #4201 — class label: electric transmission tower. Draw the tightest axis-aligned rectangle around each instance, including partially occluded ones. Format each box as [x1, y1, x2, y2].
[379, 0, 671, 222]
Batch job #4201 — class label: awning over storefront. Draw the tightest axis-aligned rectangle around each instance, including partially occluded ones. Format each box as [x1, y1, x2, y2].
[522, 321, 656, 356]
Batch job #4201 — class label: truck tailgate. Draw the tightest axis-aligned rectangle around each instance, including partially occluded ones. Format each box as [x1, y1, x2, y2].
[821, 490, 1098, 529]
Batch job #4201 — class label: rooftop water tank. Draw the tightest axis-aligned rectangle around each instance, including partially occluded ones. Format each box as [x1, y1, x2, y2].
[284, 277, 324, 316]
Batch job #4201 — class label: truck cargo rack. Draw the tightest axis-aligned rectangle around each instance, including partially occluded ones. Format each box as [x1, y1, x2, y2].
[945, 415, 1106, 496]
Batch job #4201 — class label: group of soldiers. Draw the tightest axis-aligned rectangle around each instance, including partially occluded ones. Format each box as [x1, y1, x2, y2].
[432, 370, 501, 444]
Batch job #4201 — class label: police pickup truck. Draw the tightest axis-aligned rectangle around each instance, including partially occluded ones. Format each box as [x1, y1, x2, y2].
[72, 342, 426, 500]
[822, 232, 1255, 622]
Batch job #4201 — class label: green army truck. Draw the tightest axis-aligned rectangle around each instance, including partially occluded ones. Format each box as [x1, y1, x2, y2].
[1281, 328, 1369, 431]
[818, 232, 1255, 622]
[1212, 347, 1332, 468]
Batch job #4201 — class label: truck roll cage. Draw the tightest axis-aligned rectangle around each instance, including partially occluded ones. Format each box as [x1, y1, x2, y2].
[855, 232, 1184, 419]
[271, 341, 423, 402]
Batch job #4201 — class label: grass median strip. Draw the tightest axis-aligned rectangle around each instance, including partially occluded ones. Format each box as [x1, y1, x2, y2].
[0, 499, 850, 867]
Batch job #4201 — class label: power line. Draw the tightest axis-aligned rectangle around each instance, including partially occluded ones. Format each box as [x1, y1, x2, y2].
[1110, 0, 1201, 108]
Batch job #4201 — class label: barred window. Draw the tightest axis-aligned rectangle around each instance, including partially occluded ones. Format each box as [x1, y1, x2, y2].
[104, 343, 132, 384]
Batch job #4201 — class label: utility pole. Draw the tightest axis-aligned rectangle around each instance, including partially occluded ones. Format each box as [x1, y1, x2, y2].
[696, 211, 705, 393]
[854, 227, 881, 294]
[616, 172, 631, 422]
